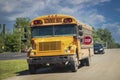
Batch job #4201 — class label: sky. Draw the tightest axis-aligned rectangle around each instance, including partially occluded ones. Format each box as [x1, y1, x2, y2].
[0, 0, 120, 43]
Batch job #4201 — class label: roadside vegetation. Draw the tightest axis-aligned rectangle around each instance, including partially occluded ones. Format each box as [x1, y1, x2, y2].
[0, 17, 31, 53]
[93, 28, 120, 48]
[0, 59, 28, 80]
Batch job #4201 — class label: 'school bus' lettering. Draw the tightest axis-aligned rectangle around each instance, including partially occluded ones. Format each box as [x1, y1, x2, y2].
[44, 18, 62, 23]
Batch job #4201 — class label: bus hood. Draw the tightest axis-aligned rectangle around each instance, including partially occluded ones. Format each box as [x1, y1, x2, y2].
[30, 36, 76, 56]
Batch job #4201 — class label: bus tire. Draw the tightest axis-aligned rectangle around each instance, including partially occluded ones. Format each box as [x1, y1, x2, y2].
[70, 56, 78, 72]
[71, 61, 78, 72]
[80, 58, 90, 66]
[29, 64, 36, 74]
[85, 58, 90, 66]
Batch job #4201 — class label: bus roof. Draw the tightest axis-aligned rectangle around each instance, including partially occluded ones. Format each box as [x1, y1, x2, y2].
[30, 14, 93, 31]
[32, 14, 76, 21]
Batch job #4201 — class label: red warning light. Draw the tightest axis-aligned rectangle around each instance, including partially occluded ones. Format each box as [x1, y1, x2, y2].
[63, 18, 72, 23]
[33, 20, 42, 25]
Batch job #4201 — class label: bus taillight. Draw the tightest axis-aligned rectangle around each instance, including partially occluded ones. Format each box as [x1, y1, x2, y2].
[33, 20, 43, 25]
[63, 18, 72, 23]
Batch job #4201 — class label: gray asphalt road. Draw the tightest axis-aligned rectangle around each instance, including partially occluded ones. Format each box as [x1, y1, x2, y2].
[0, 53, 27, 60]
[4, 49, 120, 80]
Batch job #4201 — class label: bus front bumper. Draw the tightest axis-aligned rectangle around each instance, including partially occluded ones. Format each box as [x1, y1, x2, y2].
[27, 55, 74, 66]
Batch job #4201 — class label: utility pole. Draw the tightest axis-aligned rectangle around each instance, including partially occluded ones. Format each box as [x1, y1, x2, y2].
[2, 24, 6, 35]
[106, 42, 108, 49]
[0, 24, 6, 36]
[0, 24, 1, 34]
[0, 24, 6, 52]
[3, 24, 5, 50]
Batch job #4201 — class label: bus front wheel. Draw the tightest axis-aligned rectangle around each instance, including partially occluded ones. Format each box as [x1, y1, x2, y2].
[28, 64, 36, 74]
[70, 56, 79, 72]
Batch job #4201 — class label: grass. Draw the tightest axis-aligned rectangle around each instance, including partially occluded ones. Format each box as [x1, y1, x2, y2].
[0, 59, 28, 80]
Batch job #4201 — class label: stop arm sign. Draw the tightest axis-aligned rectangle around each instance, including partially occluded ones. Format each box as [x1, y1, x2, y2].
[83, 36, 92, 45]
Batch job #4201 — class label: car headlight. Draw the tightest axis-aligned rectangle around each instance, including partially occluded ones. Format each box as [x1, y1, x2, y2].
[100, 48, 103, 51]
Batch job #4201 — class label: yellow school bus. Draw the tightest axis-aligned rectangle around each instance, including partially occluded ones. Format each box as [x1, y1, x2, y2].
[27, 14, 93, 73]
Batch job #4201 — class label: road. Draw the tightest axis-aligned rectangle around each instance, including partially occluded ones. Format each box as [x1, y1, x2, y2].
[0, 52, 27, 60]
[4, 49, 120, 80]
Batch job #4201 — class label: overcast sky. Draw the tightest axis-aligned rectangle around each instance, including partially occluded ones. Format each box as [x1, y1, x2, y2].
[0, 0, 120, 43]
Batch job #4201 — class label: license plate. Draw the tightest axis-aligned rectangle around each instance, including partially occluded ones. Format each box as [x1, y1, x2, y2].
[95, 51, 98, 53]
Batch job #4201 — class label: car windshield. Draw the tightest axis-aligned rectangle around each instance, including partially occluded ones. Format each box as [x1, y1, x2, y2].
[31, 24, 76, 38]
[94, 44, 103, 49]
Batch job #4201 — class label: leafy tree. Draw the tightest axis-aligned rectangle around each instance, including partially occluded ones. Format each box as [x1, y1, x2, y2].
[14, 18, 30, 28]
[4, 33, 20, 52]
[93, 28, 103, 44]
[14, 17, 31, 52]
[93, 28, 116, 48]
[115, 43, 120, 48]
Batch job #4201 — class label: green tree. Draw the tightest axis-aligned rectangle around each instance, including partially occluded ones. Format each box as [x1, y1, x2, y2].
[14, 17, 31, 52]
[115, 43, 120, 48]
[0, 18, 31, 52]
[4, 33, 20, 52]
[94, 28, 116, 48]
[93, 28, 103, 44]
[14, 18, 30, 28]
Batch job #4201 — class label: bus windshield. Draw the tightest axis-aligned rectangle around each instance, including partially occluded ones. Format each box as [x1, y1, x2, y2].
[31, 24, 76, 38]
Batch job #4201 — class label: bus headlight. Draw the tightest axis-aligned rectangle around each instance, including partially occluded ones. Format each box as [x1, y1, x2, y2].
[30, 52, 34, 56]
[65, 46, 75, 54]
[30, 52, 36, 56]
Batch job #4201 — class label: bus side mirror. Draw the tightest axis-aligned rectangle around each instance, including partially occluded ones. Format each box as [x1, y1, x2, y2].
[78, 25, 83, 36]
[79, 30, 83, 36]
[78, 25, 82, 30]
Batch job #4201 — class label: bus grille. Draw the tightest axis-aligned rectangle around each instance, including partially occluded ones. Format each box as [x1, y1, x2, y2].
[39, 41, 61, 51]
